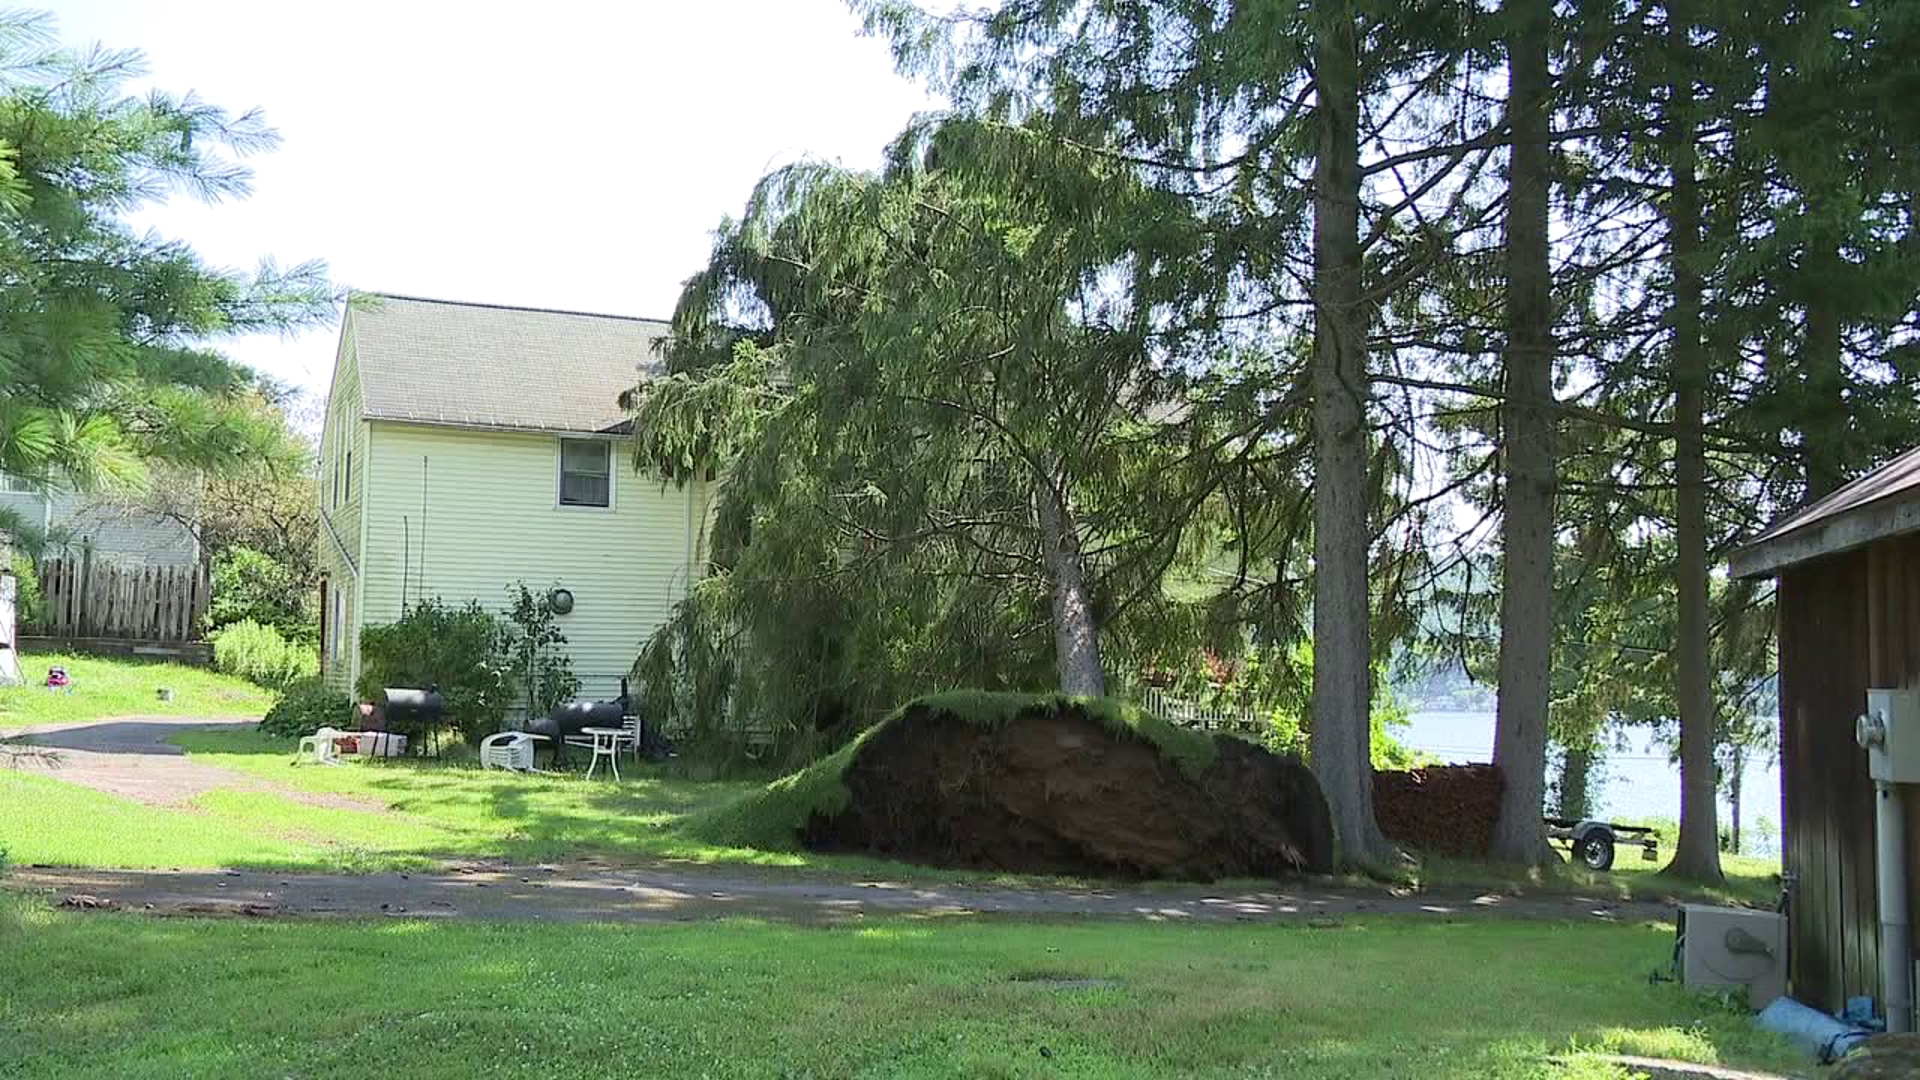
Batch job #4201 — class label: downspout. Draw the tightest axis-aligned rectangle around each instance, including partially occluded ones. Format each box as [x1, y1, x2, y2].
[1859, 691, 1915, 1034]
[1875, 780, 1912, 1033]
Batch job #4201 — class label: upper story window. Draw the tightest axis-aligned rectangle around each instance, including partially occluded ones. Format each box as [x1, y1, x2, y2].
[0, 472, 38, 494]
[559, 438, 612, 509]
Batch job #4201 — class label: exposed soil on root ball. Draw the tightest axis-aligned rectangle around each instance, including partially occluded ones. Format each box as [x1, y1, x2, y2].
[803, 700, 1335, 879]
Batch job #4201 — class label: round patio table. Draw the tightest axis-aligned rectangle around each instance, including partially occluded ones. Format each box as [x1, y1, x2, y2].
[581, 726, 624, 781]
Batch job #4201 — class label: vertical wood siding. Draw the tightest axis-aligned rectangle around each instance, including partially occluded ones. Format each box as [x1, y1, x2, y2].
[1779, 531, 1920, 1012]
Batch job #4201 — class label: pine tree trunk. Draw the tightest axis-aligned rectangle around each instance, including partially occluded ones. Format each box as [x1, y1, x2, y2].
[1035, 468, 1105, 697]
[1310, 0, 1393, 870]
[1489, 0, 1558, 866]
[1727, 747, 1743, 855]
[1802, 244, 1846, 498]
[1557, 742, 1593, 820]
[1665, 38, 1725, 886]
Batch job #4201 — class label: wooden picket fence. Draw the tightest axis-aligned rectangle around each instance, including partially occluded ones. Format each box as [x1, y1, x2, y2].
[29, 557, 210, 643]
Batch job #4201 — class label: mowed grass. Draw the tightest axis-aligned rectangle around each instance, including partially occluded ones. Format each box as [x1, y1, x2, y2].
[0, 769, 315, 869]
[0, 899, 1800, 1080]
[0, 651, 271, 730]
[6, 724, 1793, 900]
[0, 727, 771, 873]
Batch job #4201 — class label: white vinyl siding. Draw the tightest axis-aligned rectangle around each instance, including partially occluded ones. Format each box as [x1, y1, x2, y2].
[360, 422, 705, 701]
[317, 319, 368, 694]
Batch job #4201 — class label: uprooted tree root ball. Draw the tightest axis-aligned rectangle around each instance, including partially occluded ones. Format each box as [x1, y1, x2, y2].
[702, 692, 1335, 880]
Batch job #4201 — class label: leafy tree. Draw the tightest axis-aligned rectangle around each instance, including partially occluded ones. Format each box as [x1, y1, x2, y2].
[852, 0, 1504, 868]
[209, 546, 314, 643]
[137, 388, 320, 594]
[631, 118, 1246, 760]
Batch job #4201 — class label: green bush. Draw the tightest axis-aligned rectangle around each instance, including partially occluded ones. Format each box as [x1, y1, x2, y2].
[260, 677, 354, 738]
[212, 619, 318, 689]
[501, 582, 579, 720]
[210, 546, 316, 643]
[9, 553, 42, 626]
[358, 598, 512, 744]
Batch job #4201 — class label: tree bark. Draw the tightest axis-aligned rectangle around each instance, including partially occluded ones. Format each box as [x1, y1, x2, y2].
[1309, 0, 1394, 869]
[1035, 468, 1105, 697]
[1801, 243, 1846, 498]
[1489, 0, 1558, 866]
[1556, 742, 1594, 820]
[1727, 745, 1743, 855]
[1665, 32, 1725, 885]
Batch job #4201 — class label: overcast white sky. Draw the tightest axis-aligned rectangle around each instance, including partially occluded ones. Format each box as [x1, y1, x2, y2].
[50, 0, 935, 407]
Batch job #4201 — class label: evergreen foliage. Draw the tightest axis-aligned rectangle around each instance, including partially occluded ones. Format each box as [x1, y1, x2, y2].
[0, 11, 331, 549]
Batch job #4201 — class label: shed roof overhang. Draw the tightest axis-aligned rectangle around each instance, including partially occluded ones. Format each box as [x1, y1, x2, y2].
[1730, 445, 1920, 579]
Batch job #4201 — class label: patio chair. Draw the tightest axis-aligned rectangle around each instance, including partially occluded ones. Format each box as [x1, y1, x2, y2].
[479, 731, 548, 772]
[295, 727, 345, 766]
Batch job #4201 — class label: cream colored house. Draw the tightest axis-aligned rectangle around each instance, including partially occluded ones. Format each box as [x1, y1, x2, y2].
[316, 293, 709, 701]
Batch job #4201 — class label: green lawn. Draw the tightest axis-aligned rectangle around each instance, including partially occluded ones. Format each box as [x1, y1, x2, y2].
[1412, 851, 1785, 910]
[3, 724, 1790, 903]
[0, 651, 272, 731]
[0, 727, 772, 873]
[0, 898, 1800, 1079]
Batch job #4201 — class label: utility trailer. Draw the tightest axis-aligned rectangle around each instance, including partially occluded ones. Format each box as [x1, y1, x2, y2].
[1544, 816, 1659, 871]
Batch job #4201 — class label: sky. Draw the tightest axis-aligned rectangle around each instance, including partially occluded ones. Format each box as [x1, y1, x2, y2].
[49, 0, 937, 412]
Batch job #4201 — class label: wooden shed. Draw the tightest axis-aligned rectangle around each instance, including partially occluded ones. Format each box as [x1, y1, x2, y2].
[1732, 445, 1920, 1015]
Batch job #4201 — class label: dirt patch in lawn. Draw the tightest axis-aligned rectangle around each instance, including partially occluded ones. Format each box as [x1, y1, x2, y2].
[6, 861, 1671, 926]
[803, 697, 1334, 880]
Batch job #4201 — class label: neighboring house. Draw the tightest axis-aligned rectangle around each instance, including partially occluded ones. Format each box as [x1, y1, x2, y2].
[1731, 445, 1920, 1019]
[0, 473, 201, 567]
[316, 292, 711, 703]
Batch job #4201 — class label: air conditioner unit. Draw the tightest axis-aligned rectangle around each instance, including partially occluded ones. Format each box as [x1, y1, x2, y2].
[1677, 904, 1787, 1009]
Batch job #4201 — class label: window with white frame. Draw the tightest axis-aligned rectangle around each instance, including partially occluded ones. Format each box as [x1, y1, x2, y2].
[558, 438, 612, 508]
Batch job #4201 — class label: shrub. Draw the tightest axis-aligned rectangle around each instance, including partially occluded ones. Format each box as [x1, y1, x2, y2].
[210, 545, 316, 643]
[260, 677, 354, 738]
[500, 582, 579, 720]
[358, 598, 512, 744]
[213, 619, 319, 689]
[8, 553, 42, 626]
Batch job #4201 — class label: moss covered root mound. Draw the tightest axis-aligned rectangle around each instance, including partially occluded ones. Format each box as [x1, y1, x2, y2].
[702, 691, 1335, 880]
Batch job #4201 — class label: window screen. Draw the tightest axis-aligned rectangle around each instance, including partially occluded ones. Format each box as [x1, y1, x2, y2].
[559, 439, 612, 508]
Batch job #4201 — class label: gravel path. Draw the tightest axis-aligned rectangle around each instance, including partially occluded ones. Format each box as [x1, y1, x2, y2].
[0, 715, 381, 811]
[8, 861, 1673, 925]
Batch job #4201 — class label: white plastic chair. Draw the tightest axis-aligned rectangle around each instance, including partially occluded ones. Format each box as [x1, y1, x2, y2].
[295, 727, 344, 766]
[479, 731, 547, 772]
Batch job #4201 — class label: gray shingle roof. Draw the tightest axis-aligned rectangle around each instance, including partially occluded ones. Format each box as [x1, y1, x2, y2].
[1730, 444, 1920, 578]
[349, 293, 669, 435]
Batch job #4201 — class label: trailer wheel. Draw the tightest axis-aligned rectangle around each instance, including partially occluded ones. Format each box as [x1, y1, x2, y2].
[1575, 832, 1616, 872]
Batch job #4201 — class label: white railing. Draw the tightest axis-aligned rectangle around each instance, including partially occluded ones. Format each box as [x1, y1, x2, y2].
[1137, 685, 1267, 737]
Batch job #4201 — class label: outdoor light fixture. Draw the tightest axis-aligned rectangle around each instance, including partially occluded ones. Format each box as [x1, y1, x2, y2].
[547, 587, 575, 615]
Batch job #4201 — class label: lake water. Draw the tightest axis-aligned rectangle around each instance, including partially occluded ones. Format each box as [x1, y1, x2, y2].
[1406, 710, 1784, 855]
